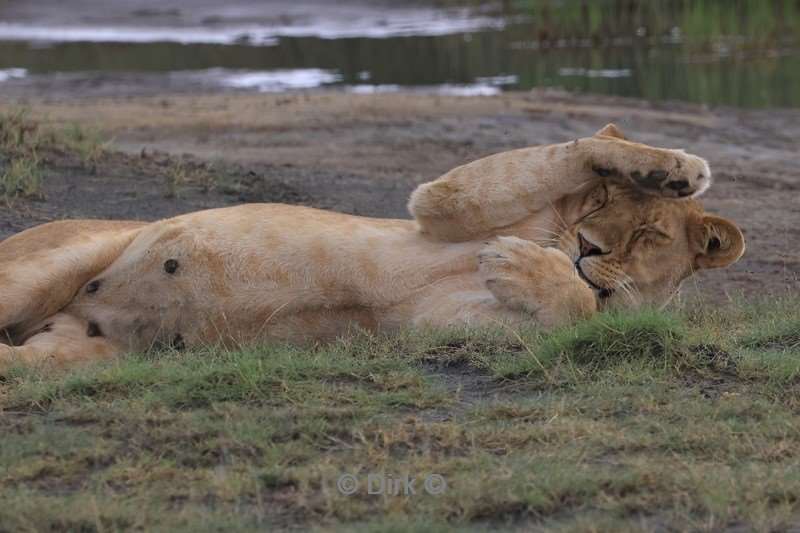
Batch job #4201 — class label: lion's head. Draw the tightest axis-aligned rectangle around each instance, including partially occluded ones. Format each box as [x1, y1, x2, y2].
[556, 181, 745, 308]
[409, 122, 745, 309]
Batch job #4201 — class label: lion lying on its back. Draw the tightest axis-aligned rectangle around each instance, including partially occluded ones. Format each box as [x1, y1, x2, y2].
[0, 124, 744, 369]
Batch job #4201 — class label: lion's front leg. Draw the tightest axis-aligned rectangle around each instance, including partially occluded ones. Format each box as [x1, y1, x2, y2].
[478, 237, 596, 329]
[409, 124, 713, 242]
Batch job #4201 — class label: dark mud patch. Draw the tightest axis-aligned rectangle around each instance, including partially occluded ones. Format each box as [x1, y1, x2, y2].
[417, 364, 496, 422]
[416, 339, 534, 421]
[419, 338, 526, 368]
[0, 145, 411, 240]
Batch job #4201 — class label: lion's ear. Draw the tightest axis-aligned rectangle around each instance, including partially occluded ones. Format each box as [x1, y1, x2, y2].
[691, 215, 745, 270]
[594, 123, 627, 140]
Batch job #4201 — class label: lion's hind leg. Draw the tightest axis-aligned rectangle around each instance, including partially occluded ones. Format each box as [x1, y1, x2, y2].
[0, 220, 146, 336]
[0, 313, 121, 372]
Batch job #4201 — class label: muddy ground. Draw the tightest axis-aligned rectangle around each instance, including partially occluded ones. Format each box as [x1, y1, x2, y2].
[0, 88, 798, 303]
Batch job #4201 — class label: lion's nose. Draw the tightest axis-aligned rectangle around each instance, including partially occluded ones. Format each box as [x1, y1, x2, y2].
[578, 233, 604, 257]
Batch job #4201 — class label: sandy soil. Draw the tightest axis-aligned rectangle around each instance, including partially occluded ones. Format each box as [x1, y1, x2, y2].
[1, 88, 798, 304]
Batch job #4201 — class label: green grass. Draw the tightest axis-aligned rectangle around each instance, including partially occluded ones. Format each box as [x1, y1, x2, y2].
[0, 108, 44, 203]
[0, 108, 110, 203]
[164, 158, 188, 199]
[61, 123, 111, 171]
[2, 301, 800, 531]
[163, 157, 220, 198]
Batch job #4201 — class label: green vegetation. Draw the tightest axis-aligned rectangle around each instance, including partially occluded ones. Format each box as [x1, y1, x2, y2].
[502, 0, 800, 108]
[164, 158, 188, 199]
[62, 123, 111, 171]
[506, 0, 800, 43]
[0, 109, 44, 203]
[163, 157, 219, 198]
[0, 109, 109, 203]
[2, 300, 800, 531]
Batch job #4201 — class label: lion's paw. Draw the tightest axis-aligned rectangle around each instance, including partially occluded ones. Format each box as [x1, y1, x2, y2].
[627, 149, 711, 199]
[594, 145, 711, 199]
[478, 237, 572, 314]
[478, 237, 597, 327]
[478, 237, 561, 275]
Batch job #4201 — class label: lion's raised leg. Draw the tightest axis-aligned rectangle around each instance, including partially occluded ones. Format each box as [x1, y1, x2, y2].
[408, 124, 711, 242]
[477, 237, 597, 329]
[0, 313, 121, 372]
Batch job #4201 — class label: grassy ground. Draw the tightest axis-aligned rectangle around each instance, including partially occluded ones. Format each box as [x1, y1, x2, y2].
[0, 108, 227, 206]
[1, 299, 799, 532]
[0, 109, 111, 204]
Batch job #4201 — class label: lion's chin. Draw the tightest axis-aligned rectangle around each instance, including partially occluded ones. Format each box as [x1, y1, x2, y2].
[574, 260, 615, 300]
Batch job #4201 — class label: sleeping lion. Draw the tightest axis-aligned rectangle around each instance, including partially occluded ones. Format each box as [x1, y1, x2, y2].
[0, 124, 744, 369]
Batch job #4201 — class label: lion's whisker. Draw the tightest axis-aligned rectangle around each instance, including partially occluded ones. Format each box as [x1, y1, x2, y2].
[546, 200, 569, 232]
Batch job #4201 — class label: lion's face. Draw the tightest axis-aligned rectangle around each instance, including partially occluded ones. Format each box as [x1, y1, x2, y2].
[557, 183, 745, 308]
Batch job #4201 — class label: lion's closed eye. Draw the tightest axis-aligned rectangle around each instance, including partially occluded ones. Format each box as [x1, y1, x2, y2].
[634, 227, 672, 247]
[576, 184, 609, 223]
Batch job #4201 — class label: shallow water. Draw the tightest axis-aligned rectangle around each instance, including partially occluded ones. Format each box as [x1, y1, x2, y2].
[0, 0, 798, 107]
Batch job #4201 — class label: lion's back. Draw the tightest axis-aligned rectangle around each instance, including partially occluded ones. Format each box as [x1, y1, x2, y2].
[0, 219, 147, 263]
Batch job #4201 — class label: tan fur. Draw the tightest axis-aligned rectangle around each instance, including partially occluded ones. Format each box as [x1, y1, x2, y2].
[1, 313, 121, 368]
[0, 125, 744, 370]
[0, 220, 147, 338]
[408, 125, 711, 242]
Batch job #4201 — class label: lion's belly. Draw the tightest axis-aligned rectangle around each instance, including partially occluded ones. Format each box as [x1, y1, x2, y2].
[65, 204, 472, 350]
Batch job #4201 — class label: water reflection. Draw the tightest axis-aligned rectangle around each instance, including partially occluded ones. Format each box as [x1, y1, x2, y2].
[0, 0, 797, 107]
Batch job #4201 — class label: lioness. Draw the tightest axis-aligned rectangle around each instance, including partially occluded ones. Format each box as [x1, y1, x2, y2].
[0, 125, 744, 369]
